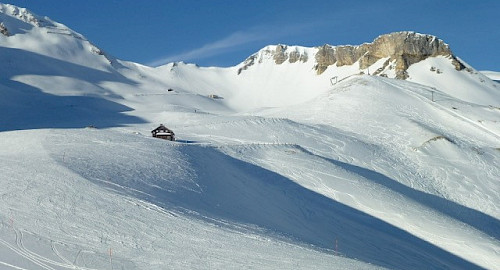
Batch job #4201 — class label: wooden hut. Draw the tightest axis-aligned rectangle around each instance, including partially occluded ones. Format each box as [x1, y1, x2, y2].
[151, 124, 175, 141]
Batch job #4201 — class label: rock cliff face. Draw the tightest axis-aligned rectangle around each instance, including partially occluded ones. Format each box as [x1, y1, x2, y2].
[239, 32, 465, 79]
[237, 44, 309, 74]
[269, 44, 309, 65]
[0, 22, 8, 36]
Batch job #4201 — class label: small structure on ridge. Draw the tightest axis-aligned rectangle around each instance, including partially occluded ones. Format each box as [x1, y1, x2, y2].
[208, 94, 223, 99]
[151, 124, 175, 141]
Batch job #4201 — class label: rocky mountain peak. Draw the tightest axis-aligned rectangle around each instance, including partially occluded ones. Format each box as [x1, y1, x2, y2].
[317, 31, 464, 79]
[238, 31, 465, 79]
[0, 3, 55, 28]
[237, 44, 311, 74]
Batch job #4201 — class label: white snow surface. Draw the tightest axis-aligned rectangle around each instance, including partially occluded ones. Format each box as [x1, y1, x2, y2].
[481, 70, 500, 81]
[1, 3, 500, 270]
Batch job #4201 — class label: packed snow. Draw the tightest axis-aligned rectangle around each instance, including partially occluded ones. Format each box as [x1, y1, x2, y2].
[1, 3, 499, 270]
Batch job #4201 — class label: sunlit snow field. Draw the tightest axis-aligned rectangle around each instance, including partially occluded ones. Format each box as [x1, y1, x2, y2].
[1, 3, 499, 270]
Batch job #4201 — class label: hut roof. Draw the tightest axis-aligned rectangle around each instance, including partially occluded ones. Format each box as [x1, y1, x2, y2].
[152, 124, 174, 134]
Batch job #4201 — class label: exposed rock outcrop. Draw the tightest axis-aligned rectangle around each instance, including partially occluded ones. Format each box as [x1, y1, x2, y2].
[0, 22, 8, 36]
[289, 49, 308, 63]
[273, 44, 289, 64]
[314, 32, 465, 78]
[271, 44, 309, 65]
[237, 44, 309, 74]
[238, 31, 466, 79]
[237, 54, 257, 75]
[315, 45, 336, 74]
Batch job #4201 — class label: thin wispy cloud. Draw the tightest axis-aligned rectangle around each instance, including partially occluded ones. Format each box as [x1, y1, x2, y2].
[148, 31, 264, 67]
[147, 21, 319, 67]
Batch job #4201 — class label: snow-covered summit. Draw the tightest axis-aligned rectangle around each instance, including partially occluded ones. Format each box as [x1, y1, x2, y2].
[0, 3, 83, 40]
[0, 3, 56, 28]
[0, 2, 117, 71]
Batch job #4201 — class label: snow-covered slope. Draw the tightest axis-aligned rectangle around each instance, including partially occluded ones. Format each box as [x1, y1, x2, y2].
[1, 3, 499, 270]
[482, 70, 500, 82]
[2, 128, 387, 270]
[407, 56, 500, 106]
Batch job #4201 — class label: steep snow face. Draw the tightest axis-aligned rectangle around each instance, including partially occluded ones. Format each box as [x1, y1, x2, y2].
[0, 3, 56, 29]
[0, 3, 150, 131]
[0, 3, 120, 76]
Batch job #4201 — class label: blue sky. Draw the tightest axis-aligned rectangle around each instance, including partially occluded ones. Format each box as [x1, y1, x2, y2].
[5, 0, 500, 70]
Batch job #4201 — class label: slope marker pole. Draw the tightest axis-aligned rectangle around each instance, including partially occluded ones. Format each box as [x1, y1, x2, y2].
[109, 247, 113, 270]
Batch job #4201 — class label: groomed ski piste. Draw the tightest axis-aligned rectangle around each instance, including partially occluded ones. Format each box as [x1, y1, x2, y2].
[1, 3, 499, 269]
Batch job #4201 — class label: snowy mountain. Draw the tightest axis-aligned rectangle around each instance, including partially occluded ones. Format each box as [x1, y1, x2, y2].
[1, 3, 499, 270]
[234, 32, 499, 108]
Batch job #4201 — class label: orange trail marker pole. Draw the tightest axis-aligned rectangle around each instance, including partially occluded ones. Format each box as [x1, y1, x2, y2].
[109, 247, 113, 270]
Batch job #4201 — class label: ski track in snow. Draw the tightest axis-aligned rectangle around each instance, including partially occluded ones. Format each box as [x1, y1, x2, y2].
[0, 227, 97, 270]
[1, 6, 500, 268]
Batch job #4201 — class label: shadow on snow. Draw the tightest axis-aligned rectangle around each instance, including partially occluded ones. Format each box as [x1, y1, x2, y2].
[0, 47, 145, 131]
[58, 140, 485, 270]
[295, 145, 500, 242]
